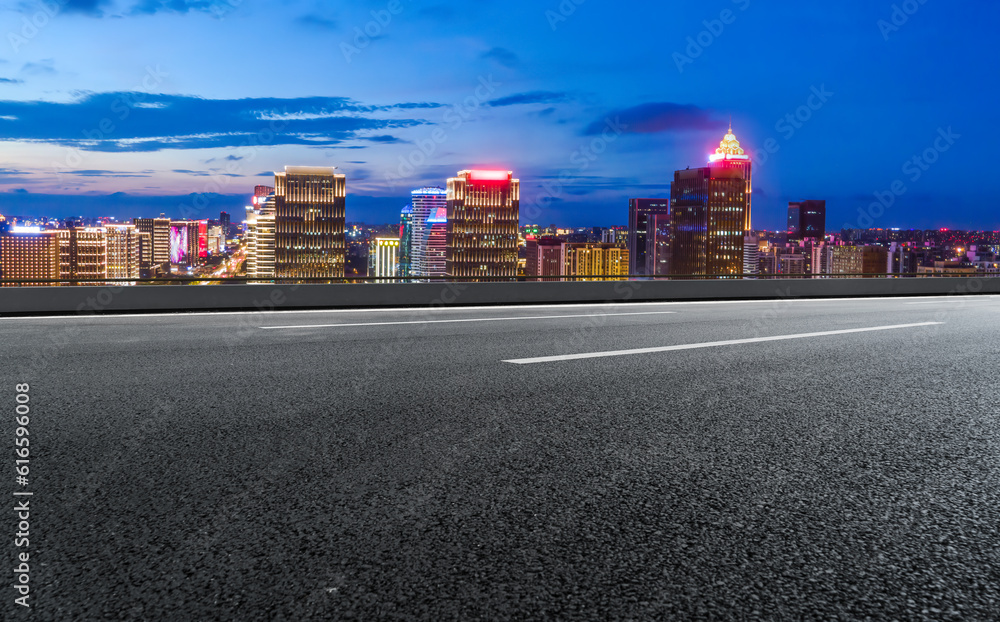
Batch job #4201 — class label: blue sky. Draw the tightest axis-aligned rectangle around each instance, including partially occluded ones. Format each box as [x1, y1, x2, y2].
[0, 0, 996, 229]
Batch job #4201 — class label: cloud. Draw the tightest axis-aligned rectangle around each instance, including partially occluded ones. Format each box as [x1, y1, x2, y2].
[61, 0, 111, 15]
[0, 92, 435, 152]
[173, 169, 241, 177]
[20, 60, 56, 76]
[69, 170, 153, 177]
[0, 78, 23, 85]
[583, 102, 719, 135]
[296, 14, 337, 30]
[129, 0, 239, 16]
[488, 91, 569, 107]
[480, 47, 519, 69]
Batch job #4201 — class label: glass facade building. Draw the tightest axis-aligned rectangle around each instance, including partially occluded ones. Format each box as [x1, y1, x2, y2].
[274, 166, 346, 279]
[446, 170, 519, 279]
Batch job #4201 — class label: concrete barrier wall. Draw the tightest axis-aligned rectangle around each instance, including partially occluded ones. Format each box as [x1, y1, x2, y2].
[1, 278, 998, 316]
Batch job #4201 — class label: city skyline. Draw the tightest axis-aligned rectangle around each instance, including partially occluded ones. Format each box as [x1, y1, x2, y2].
[0, 1, 996, 230]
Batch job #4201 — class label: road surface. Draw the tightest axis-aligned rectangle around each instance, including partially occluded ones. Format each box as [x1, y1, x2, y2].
[2, 295, 999, 620]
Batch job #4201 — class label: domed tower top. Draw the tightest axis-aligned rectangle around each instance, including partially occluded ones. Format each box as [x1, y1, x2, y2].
[710, 124, 751, 162]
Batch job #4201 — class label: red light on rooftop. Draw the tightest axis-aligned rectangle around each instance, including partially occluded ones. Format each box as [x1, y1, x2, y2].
[468, 170, 510, 181]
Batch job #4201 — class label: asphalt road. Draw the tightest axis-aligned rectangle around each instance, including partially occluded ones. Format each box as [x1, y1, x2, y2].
[3, 295, 1000, 620]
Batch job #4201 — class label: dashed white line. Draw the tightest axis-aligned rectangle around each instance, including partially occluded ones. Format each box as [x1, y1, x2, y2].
[259, 311, 678, 330]
[503, 322, 944, 365]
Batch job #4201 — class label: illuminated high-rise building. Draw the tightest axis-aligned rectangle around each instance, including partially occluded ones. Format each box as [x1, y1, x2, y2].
[424, 206, 448, 278]
[246, 194, 276, 279]
[0, 229, 59, 286]
[670, 125, 752, 277]
[369, 237, 399, 281]
[169, 221, 200, 267]
[133, 215, 170, 268]
[57, 228, 107, 282]
[104, 224, 141, 281]
[562, 243, 629, 281]
[274, 166, 346, 279]
[446, 170, 519, 279]
[398, 204, 413, 279]
[525, 236, 563, 281]
[628, 199, 670, 275]
[645, 212, 671, 276]
[410, 187, 447, 278]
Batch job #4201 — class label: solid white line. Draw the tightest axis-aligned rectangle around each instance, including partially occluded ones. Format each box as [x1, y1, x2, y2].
[503, 322, 944, 365]
[259, 311, 679, 330]
[904, 299, 994, 305]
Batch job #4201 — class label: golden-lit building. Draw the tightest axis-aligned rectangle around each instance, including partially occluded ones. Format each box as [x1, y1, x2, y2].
[369, 237, 399, 281]
[133, 216, 171, 268]
[0, 230, 59, 286]
[670, 125, 752, 277]
[446, 169, 519, 279]
[830, 246, 888, 277]
[562, 243, 629, 281]
[104, 224, 141, 281]
[57, 228, 107, 283]
[274, 166, 346, 279]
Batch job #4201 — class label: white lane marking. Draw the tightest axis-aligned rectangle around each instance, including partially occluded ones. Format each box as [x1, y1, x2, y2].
[0, 294, 994, 322]
[259, 311, 678, 330]
[503, 322, 944, 365]
[904, 299, 995, 305]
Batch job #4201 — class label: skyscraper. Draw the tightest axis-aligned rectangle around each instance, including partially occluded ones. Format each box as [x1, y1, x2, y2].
[104, 224, 141, 281]
[0, 229, 59, 286]
[410, 187, 448, 278]
[645, 212, 671, 276]
[446, 170, 519, 279]
[562, 243, 629, 281]
[787, 200, 827, 241]
[57, 228, 107, 283]
[670, 125, 752, 277]
[424, 206, 448, 278]
[398, 204, 413, 279]
[133, 215, 170, 270]
[524, 236, 563, 281]
[369, 237, 399, 281]
[246, 194, 276, 279]
[628, 198, 670, 275]
[274, 166, 346, 279]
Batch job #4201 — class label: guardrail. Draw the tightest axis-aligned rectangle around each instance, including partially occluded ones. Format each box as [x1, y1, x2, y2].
[0, 274, 997, 316]
[0, 272, 992, 286]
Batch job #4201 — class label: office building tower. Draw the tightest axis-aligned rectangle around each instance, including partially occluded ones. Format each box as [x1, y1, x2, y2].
[628, 198, 671, 275]
[274, 166, 346, 279]
[254, 185, 275, 201]
[369, 237, 399, 281]
[169, 221, 200, 267]
[220, 211, 232, 239]
[136, 231, 152, 274]
[104, 224, 141, 281]
[0, 229, 59, 285]
[788, 200, 826, 241]
[525, 236, 563, 281]
[399, 205, 413, 279]
[562, 243, 629, 281]
[645, 212, 671, 276]
[743, 235, 759, 276]
[670, 125, 752, 277]
[246, 194, 276, 279]
[446, 170, 520, 279]
[133, 215, 171, 268]
[410, 187, 448, 278]
[57, 228, 107, 282]
[811, 244, 833, 278]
